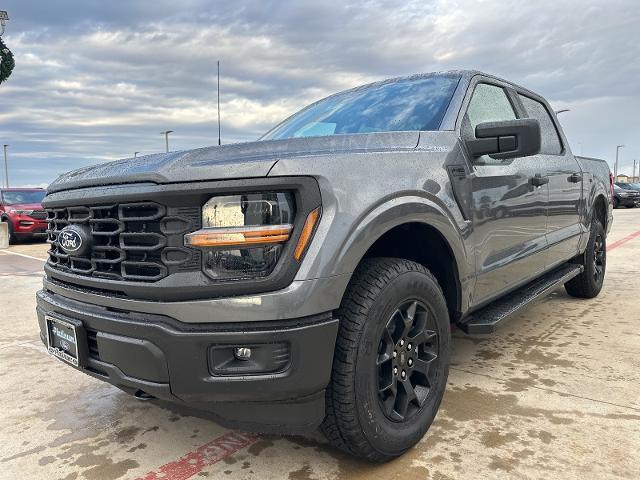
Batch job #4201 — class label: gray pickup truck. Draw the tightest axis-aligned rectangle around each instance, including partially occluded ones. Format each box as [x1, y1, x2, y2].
[37, 70, 612, 461]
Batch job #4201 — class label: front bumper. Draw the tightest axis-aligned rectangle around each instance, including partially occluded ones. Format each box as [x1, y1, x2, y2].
[36, 288, 339, 433]
[616, 197, 639, 207]
[12, 217, 48, 236]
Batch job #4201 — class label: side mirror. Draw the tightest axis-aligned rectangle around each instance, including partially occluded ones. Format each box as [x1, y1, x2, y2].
[467, 118, 541, 160]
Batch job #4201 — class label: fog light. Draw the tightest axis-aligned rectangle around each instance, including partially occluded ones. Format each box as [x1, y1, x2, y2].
[234, 347, 252, 361]
[209, 342, 290, 376]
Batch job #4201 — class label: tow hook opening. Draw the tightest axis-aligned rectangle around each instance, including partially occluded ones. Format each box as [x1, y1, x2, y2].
[134, 389, 156, 401]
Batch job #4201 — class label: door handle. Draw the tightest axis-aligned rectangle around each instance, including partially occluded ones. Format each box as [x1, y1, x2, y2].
[529, 174, 549, 187]
[568, 172, 583, 183]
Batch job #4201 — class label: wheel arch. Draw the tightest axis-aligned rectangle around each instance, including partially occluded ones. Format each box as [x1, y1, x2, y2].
[362, 222, 462, 321]
[592, 194, 608, 231]
[331, 197, 471, 321]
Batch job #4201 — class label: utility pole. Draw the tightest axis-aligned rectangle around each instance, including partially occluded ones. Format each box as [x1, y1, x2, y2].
[160, 131, 173, 153]
[3, 144, 8, 188]
[633, 159, 637, 183]
[217, 60, 221, 146]
[614, 144, 624, 179]
[134, 151, 140, 158]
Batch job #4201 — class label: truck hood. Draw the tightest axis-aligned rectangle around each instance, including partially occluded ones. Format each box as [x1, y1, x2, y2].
[47, 132, 420, 193]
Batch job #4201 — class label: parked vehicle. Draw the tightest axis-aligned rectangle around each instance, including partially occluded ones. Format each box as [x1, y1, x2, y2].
[0, 188, 48, 243]
[37, 70, 612, 462]
[612, 184, 640, 208]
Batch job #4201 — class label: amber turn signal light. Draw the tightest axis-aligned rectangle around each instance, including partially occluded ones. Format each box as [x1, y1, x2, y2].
[184, 225, 293, 248]
[294, 207, 321, 261]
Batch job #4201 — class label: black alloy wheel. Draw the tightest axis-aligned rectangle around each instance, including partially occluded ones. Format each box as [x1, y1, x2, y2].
[592, 233, 605, 283]
[377, 300, 439, 422]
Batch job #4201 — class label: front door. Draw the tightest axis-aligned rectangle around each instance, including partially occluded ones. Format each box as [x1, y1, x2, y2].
[461, 81, 549, 306]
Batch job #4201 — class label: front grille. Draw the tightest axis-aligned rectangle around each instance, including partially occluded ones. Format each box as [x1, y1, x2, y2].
[30, 209, 47, 220]
[46, 202, 200, 282]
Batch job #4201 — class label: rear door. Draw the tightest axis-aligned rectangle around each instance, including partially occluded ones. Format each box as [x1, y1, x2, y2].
[460, 79, 549, 306]
[516, 93, 583, 268]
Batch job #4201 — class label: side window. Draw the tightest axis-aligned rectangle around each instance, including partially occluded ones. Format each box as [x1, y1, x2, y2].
[466, 83, 516, 131]
[464, 83, 517, 164]
[518, 94, 562, 155]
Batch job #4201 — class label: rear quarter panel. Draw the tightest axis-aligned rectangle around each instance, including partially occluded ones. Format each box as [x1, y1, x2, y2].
[575, 156, 613, 240]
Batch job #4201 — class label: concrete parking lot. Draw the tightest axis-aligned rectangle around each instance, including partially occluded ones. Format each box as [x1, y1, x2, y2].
[1, 210, 639, 480]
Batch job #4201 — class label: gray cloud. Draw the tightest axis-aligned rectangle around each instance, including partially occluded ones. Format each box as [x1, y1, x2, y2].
[1, 0, 639, 187]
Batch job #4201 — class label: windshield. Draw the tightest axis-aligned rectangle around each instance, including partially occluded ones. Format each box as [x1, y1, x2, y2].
[261, 75, 461, 141]
[1, 190, 46, 205]
[616, 183, 638, 190]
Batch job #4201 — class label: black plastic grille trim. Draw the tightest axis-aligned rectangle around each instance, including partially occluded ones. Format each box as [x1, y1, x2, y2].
[46, 202, 193, 282]
[29, 209, 47, 220]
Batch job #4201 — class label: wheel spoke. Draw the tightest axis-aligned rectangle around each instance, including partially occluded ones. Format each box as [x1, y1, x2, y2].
[409, 329, 437, 347]
[396, 379, 418, 417]
[376, 351, 391, 366]
[412, 355, 437, 377]
[380, 329, 395, 355]
[401, 301, 418, 336]
[594, 265, 603, 279]
[389, 309, 404, 341]
[379, 374, 396, 394]
[380, 382, 397, 415]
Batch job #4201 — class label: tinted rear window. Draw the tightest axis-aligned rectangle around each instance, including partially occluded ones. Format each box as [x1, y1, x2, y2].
[518, 94, 563, 155]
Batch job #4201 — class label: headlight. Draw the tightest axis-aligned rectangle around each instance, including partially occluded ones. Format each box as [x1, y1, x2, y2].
[185, 192, 299, 281]
[12, 209, 34, 215]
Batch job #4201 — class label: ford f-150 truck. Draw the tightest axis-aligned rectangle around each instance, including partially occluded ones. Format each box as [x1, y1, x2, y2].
[0, 188, 48, 243]
[37, 70, 612, 461]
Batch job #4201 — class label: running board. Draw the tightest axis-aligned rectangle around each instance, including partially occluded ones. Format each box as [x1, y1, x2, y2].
[457, 264, 584, 334]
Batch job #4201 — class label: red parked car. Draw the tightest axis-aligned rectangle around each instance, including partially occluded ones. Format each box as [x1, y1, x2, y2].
[0, 188, 48, 243]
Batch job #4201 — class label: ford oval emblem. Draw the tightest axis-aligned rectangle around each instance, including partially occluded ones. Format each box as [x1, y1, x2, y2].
[58, 225, 90, 256]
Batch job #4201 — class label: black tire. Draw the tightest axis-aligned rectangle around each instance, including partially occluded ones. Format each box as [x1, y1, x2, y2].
[625, 204, 635, 208]
[565, 220, 606, 298]
[321, 258, 450, 462]
[612, 197, 619, 209]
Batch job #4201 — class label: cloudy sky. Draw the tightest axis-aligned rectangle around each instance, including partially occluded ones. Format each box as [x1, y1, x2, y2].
[1, 0, 639, 187]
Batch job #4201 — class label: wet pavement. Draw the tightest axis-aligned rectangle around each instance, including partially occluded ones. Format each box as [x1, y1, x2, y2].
[0, 210, 639, 480]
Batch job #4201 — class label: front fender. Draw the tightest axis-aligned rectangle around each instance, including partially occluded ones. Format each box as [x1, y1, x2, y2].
[334, 194, 471, 277]
[295, 192, 475, 314]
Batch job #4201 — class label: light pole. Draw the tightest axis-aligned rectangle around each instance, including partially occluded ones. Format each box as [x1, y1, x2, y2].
[633, 159, 637, 183]
[614, 144, 624, 179]
[3, 144, 8, 188]
[555, 109, 571, 116]
[217, 60, 221, 146]
[134, 151, 140, 158]
[160, 130, 173, 153]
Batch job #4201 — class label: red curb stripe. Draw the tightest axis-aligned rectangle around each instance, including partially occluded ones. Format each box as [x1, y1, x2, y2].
[137, 431, 258, 480]
[607, 229, 640, 251]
